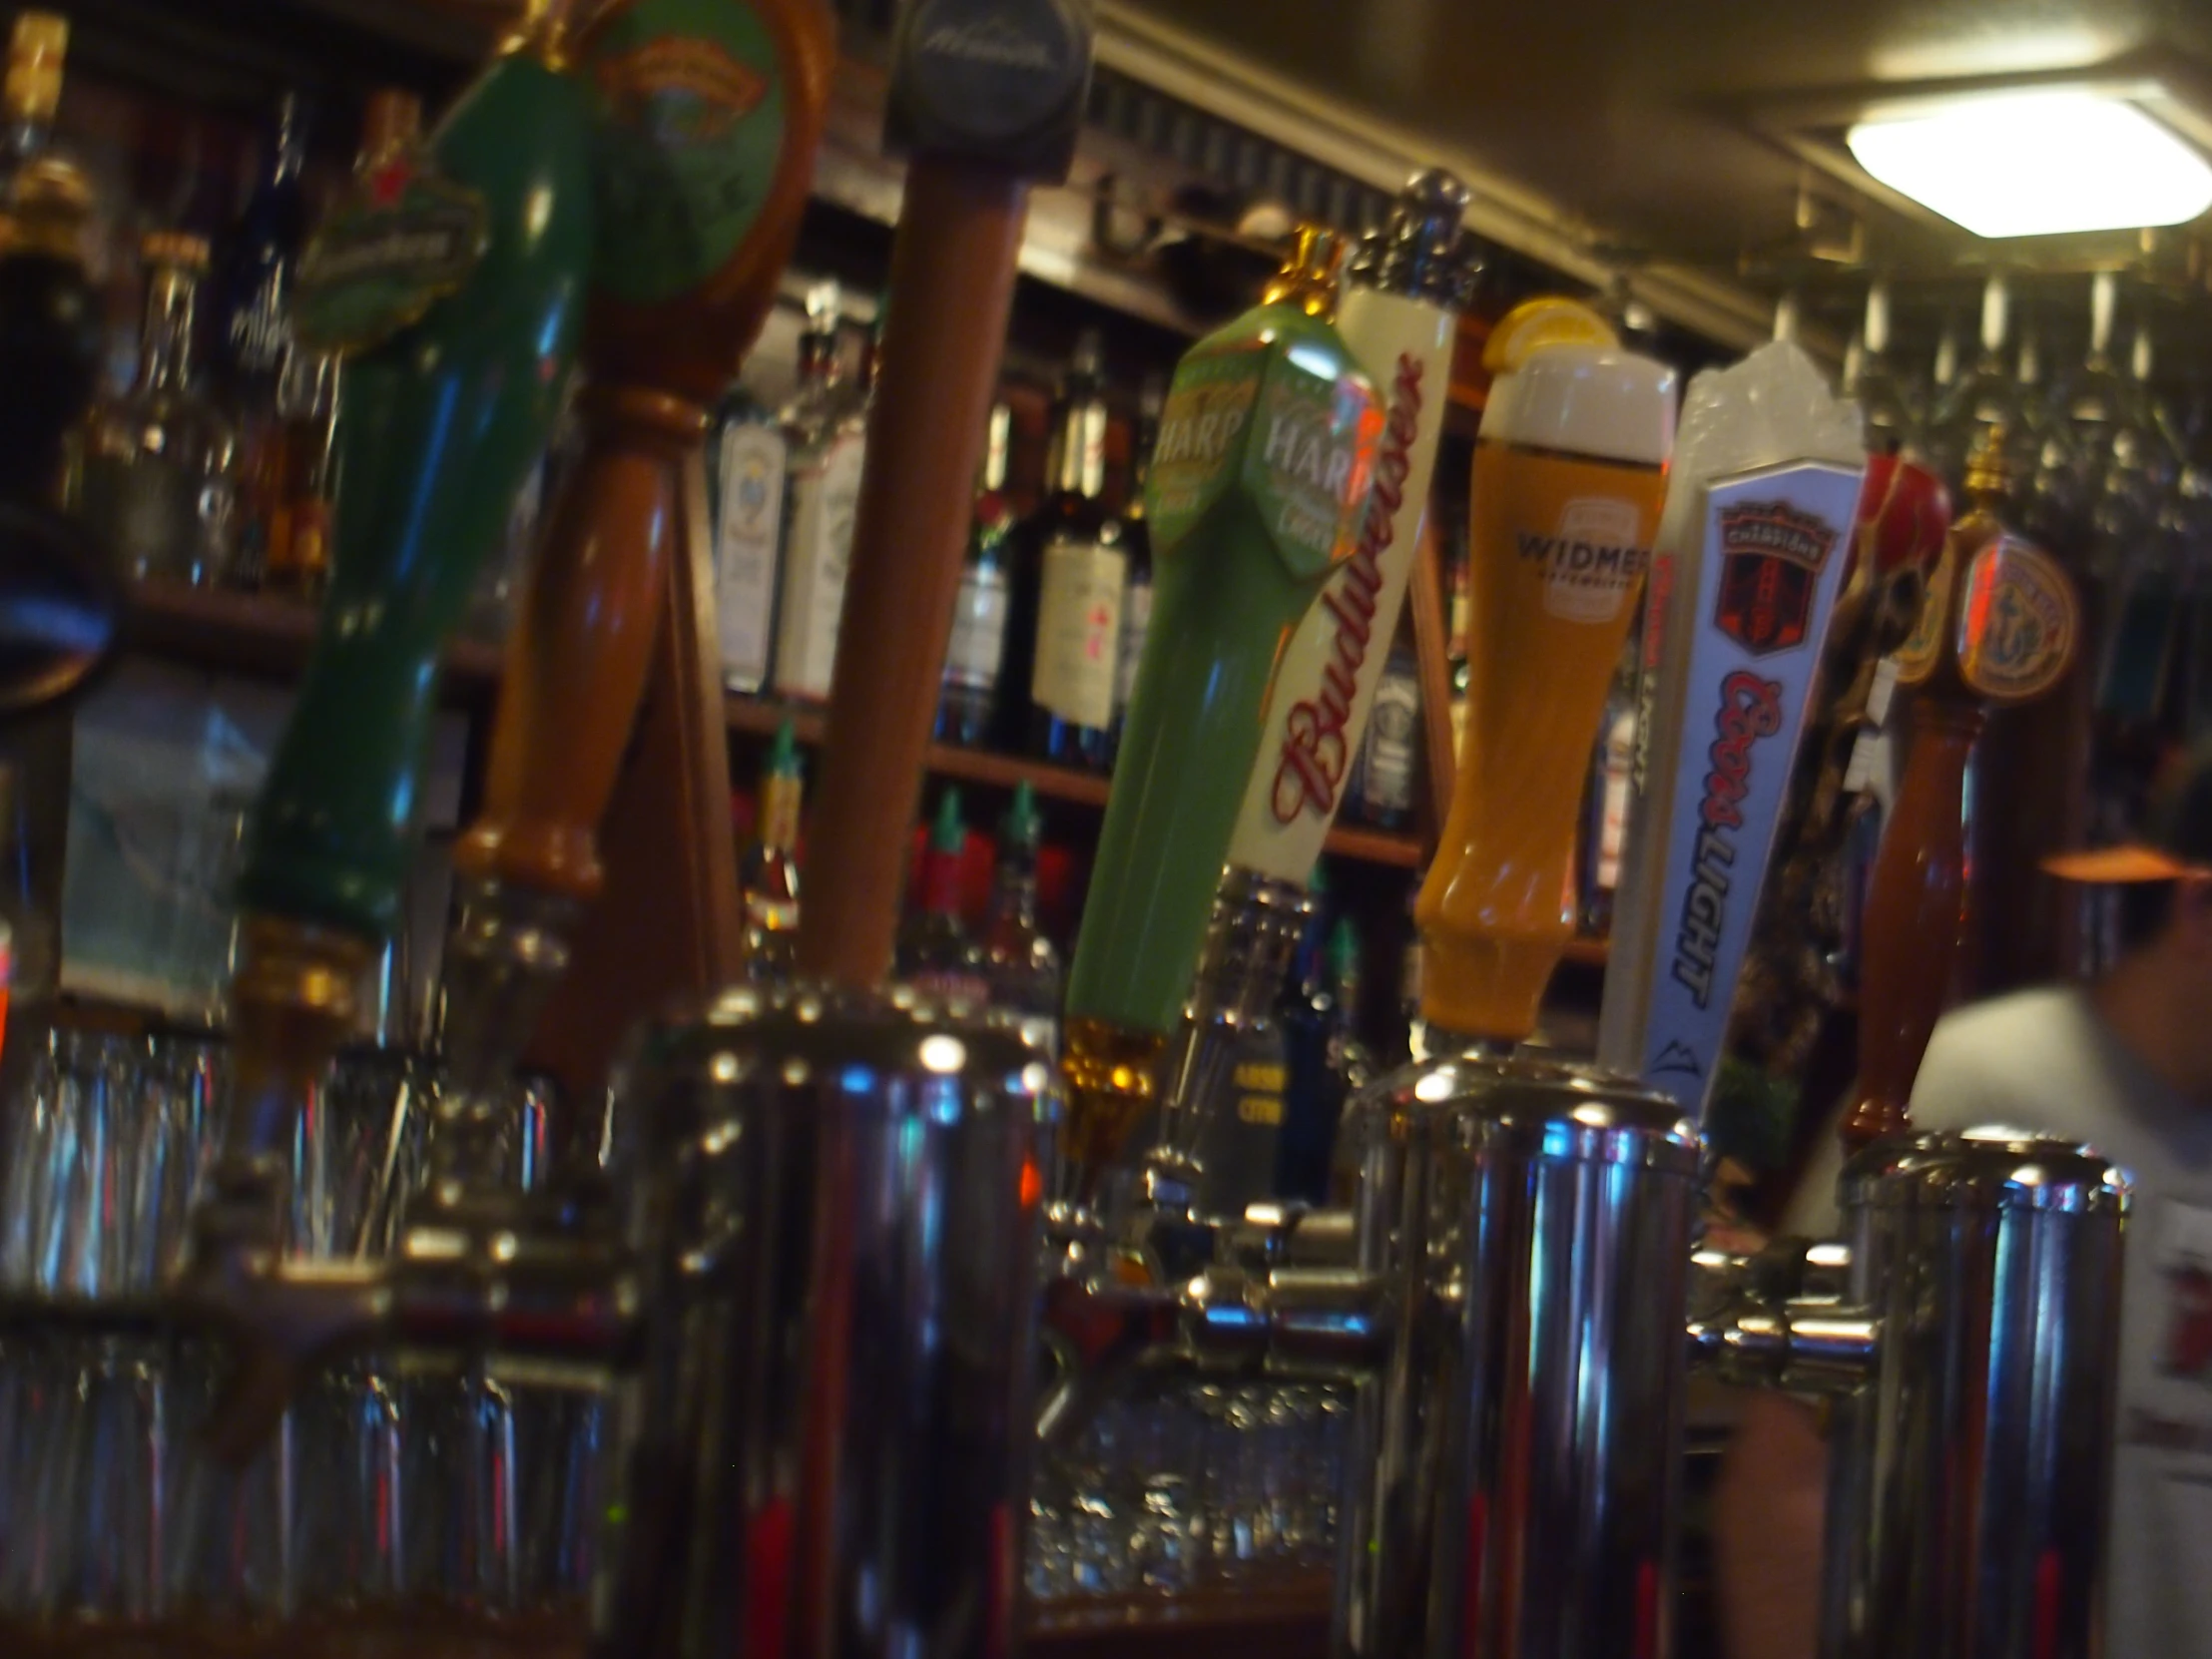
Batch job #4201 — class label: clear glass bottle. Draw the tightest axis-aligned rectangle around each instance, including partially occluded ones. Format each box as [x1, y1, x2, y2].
[215, 90, 309, 409]
[1004, 328, 1123, 770]
[770, 281, 868, 702]
[970, 780, 1061, 1048]
[76, 232, 240, 586]
[935, 398, 1015, 746]
[739, 718, 804, 979]
[897, 787, 986, 1001]
[1350, 639, 1419, 830]
[1110, 373, 1163, 759]
[710, 379, 788, 694]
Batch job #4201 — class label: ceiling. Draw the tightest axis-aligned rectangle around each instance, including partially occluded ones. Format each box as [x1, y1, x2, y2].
[1108, 0, 2212, 357]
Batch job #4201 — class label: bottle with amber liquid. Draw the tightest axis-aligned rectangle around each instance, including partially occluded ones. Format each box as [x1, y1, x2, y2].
[1002, 328, 1123, 770]
[257, 90, 421, 599]
[739, 717, 804, 980]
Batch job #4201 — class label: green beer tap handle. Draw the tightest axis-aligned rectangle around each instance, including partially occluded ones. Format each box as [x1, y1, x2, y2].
[237, 31, 594, 946]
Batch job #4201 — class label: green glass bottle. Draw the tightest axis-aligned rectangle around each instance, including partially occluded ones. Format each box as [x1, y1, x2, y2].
[236, 0, 594, 953]
[1060, 226, 1381, 1186]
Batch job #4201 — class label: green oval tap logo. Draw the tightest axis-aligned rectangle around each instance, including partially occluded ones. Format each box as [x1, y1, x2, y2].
[581, 0, 788, 306]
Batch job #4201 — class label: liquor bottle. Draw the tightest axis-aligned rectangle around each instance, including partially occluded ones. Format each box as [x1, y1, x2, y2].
[896, 787, 986, 1002]
[0, 13, 66, 200]
[1350, 639, 1418, 830]
[971, 779, 1061, 1047]
[739, 718, 804, 979]
[1276, 871, 1350, 1203]
[215, 92, 310, 408]
[1058, 227, 1382, 1190]
[935, 398, 1015, 746]
[1110, 373, 1163, 756]
[1190, 1001, 1288, 1214]
[1002, 328, 1122, 770]
[258, 343, 338, 599]
[710, 380, 787, 694]
[75, 233, 241, 586]
[771, 281, 866, 703]
[1577, 639, 1637, 935]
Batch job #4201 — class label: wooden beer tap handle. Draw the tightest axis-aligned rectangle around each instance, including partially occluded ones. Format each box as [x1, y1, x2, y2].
[455, 386, 704, 900]
[797, 0, 1094, 988]
[797, 157, 1028, 986]
[1842, 434, 2077, 1153]
[1842, 697, 1981, 1151]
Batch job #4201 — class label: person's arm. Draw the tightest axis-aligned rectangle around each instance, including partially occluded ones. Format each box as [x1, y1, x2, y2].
[1712, 1391, 1829, 1659]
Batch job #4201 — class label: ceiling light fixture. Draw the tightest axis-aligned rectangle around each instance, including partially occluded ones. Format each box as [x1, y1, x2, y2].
[1846, 90, 2212, 239]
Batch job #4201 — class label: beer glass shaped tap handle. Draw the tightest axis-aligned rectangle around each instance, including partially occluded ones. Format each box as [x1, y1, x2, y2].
[228, 5, 596, 1137]
[1843, 429, 2076, 1151]
[441, 0, 832, 1106]
[1417, 300, 1675, 1046]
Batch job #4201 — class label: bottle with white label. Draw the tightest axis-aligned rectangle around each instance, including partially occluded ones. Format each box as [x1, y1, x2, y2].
[1577, 639, 1638, 934]
[1352, 642, 1420, 830]
[770, 281, 870, 703]
[1001, 328, 1123, 771]
[709, 381, 788, 694]
[935, 398, 1015, 746]
[1109, 373, 1163, 760]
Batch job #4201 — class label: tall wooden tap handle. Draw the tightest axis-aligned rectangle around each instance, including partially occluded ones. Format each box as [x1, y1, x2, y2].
[797, 0, 1095, 987]
[1843, 698, 1981, 1150]
[796, 159, 1027, 986]
[1843, 436, 2077, 1152]
[454, 0, 833, 904]
[455, 387, 703, 900]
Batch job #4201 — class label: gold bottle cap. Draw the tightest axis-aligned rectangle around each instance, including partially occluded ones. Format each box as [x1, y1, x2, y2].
[4, 11, 67, 126]
[499, 0, 579, 69]
[1260, 224, 1350, 321]
[1964, 423, 2012, 500]
[141, 230, 211, 271]
[0, 153, 92, 262]
[358, 88, 423, 169]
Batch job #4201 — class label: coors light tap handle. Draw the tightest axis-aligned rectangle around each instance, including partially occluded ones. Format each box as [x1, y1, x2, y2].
[1058, 227, 1380, 1187]
[1416, 300, 1675, 1046]
[444, 0, 831, 1112]
[1843, 426, 2077, 1150]
[230, 0, 595, 1136]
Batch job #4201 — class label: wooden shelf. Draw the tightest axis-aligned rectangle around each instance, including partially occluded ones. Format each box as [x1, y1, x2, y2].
[120, 578, 505, 703]
[728, 694, 1424, 870]
[1029, 1580, 1331, 1659]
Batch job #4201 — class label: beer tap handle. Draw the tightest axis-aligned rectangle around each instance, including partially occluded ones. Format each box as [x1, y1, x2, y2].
[226, 10, 596, 1158]
[1843, 431, 2076, 1152]
[435, 0, 832, 1115]
[454, 388, 703, 908]
[1843, 696, 1981, 1150]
